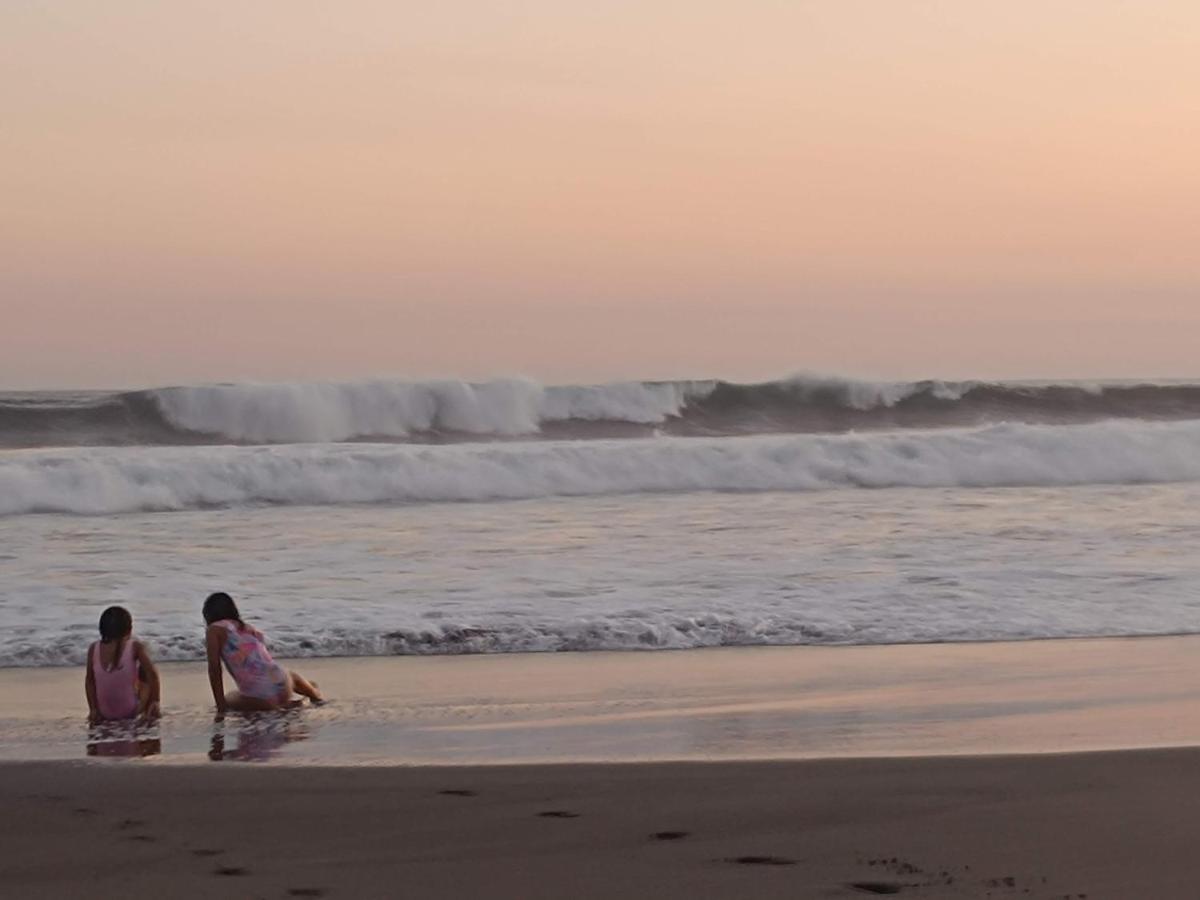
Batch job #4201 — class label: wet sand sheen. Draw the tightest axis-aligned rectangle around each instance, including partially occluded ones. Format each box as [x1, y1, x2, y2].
[5, 638, 1200, 896]
[4, 635, 1200, 763]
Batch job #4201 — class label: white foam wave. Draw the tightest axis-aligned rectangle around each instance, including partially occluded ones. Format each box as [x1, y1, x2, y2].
[152, 378, 709, 443]
[0, 614, 1030, 667]
[4, 419, 1200, 516]
[540, 380, 707, 423]
[149, 374, 975, 444]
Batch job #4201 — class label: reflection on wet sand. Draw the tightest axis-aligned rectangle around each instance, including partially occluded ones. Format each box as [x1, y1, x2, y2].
[209, 711, 311, 762]
[87, 738, 162, 758]
[86, 722, 162, 758]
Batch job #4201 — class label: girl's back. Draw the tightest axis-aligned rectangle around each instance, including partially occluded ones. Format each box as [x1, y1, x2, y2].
[86, 606, 161, 724]
[90, 637, 139, 720]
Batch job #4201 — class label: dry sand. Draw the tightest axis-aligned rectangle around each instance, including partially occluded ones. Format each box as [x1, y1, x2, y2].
[3, 749, 1197, 899]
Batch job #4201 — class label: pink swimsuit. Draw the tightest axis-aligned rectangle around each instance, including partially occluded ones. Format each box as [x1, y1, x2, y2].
[217, 620, 289, 703]
[91, 638, 140, 720]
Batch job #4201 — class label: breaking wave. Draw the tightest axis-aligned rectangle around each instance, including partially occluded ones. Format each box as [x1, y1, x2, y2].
[6, 374, 1200, 448]
[6, 611, 1128, 668]
[5, 418, 1200, 517]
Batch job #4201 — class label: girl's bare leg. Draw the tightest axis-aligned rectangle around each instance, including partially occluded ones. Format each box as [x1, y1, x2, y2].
[288, 671, 323, 703]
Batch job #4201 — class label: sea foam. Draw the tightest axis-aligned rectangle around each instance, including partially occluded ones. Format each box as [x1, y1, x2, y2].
[151, 378, 707, 443]
[7, 374, 1200, 448]
[4, 418, 1200, 516]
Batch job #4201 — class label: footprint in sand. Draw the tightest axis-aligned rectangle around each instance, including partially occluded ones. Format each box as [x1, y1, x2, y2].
[726, 856, 795, 866]
[287, 890, 326, 897]
[651, 831, 690, 841]
[537, 810, 580, 819]
[191, 848, 225, 857]
[214, 866, 249, 877]
[849, 883, 903, 895]
[438, 789, 478, 797]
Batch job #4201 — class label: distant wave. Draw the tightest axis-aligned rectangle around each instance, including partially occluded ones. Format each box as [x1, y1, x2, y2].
[5, 419, 1200, 516]
[6, 374, 1200, 448]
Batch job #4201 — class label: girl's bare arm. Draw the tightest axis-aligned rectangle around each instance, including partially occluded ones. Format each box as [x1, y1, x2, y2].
[133, 641, 161, 718]
[205, 626, 227, 719]
[84, 644, 99, 724]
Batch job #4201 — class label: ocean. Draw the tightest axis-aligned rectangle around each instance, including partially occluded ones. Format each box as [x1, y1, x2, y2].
[4, 374, 1200, 668]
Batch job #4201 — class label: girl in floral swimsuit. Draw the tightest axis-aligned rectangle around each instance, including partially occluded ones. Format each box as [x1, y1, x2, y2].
[203, 592, 323, 718]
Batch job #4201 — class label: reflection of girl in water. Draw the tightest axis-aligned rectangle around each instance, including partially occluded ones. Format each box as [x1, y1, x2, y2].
[209, 714, 310, 762]
[203, 592, 323, 720]
[85, 606, 161, 724]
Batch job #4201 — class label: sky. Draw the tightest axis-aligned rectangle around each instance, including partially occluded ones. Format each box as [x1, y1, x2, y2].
[2, 1, 1199, 389]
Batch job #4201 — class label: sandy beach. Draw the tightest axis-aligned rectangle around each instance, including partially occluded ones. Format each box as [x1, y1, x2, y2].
[4, 748, 1199, 899]
[3, 637, 1200, 897]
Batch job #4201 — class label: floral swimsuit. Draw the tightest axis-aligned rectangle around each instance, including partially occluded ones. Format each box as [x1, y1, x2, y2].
[217, 620, 289, 703]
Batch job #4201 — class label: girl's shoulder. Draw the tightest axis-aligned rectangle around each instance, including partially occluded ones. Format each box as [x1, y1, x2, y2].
[207, 619, 260, 640]
[206, 621, 233, 642]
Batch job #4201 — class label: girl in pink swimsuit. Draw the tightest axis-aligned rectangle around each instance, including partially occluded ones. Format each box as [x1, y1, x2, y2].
[85, 606, 161, 723]
[203, 592, 323, 719]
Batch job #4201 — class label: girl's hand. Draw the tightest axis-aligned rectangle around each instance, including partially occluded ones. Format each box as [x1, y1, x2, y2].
[139, 701, 161, 722]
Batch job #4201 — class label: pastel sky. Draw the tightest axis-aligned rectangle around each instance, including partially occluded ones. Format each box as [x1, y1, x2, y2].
[3, 1, 1198, 389]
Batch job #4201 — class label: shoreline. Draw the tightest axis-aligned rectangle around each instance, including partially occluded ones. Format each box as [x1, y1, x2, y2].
[6, 634, 1200, 765]
[12, 624, 1200, 671]
[6, 631, 1200, 896]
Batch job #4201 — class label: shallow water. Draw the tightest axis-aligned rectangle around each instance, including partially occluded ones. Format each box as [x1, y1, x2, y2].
[6, 639, 1200, 764]
[4, 482, 1200, 666]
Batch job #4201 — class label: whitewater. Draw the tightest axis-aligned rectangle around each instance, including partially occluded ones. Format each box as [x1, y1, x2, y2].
[4, 373, 1200, 667]
[8, 373, 1200, 447]
[5, 418, 1200, 516]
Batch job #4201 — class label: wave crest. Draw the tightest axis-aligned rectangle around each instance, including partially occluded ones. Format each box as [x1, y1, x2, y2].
[7, 374, 1200, 448]
[152, 378, 705, 443]
[4, 418, 1200, 516]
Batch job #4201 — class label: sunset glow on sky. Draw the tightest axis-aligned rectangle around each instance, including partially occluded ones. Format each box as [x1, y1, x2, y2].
[3, 1, 1199, 388]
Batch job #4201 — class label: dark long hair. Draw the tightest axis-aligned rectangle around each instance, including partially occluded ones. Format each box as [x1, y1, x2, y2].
[203, 592, 243, 626]
[98, 606, 132, 641]
[97, 606, 133, 670]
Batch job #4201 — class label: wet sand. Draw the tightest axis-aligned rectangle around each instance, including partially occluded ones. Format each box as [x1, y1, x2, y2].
[7, 636, 1200, 763]
[5, 637, 1200, 897]
[4, 749, 1200, 898]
